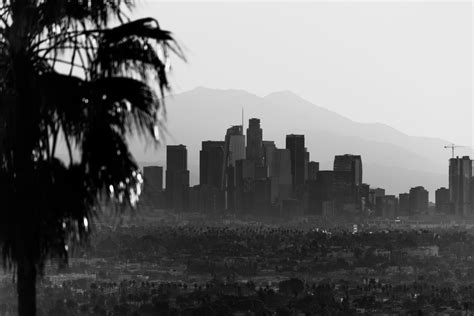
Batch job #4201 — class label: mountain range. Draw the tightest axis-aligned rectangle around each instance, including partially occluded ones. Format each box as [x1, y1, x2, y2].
[132, 87, 471, 198]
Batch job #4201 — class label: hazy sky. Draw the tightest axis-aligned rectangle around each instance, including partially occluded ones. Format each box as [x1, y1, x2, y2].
[133, 1, 473, 146]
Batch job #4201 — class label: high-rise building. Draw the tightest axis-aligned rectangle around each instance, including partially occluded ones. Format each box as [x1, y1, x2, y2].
[398, 193, 410, 216]
[142, 166, 164, 210]
[269, 148, 292, 203]
[263, 140, 276, 175]
[435, 187, 451, 214]
[409, 186, 429, 215]
[333, 155, 363, 213]
[198, 141, 225, 213]
[449, 156, 472, 217]
[200, 141, 224, 187]
[246, 118, 264, 165]
[222, 125, 245, 211]
[334, 154, 362, 186]
[286, 134, 305, 192]
[166, 145, 189, 212]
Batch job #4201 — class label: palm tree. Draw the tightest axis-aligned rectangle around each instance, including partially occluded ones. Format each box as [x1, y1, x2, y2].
[0, 1, 183, 315]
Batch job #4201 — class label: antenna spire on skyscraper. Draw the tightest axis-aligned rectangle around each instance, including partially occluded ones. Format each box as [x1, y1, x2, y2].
[242, 107, 244, 132]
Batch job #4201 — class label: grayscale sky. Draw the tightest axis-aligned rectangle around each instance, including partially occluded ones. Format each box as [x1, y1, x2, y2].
[133, 1, 473, 146]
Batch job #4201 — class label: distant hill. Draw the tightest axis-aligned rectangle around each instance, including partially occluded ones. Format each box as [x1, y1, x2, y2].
[131, 87, 470, 197]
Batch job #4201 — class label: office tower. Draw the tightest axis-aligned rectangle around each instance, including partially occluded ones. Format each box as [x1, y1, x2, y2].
[263, 140, 276, 177]
[198, 141, 225, 213]
[308, 161, 319, 181]
[435, 187, 451, 214]
[222, 125, 245, 211]
[449, 156, 472, 217]
[246, 118, 264, 165]
[269, 148, 292, 203]
[409, 186, 429, 215]
[333, 154, 363, 213]
[200, 141, 224, 187]
[223, 125, 245, 171]
[228, 135, 246, 167]
[334, 154, 363, 186]
[286, 134, 305, 192]
[167, 144, 187, 172]
[375, 195, 398, 218]
[398, 193, 410, 216]
[166, 145, 189, 212]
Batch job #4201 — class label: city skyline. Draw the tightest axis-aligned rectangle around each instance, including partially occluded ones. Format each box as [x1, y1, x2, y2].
[132, 87, 471, 196]
[145, 117, 472, 210]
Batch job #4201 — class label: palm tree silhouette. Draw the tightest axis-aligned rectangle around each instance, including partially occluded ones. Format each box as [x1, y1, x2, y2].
[0, 1, 183, 315]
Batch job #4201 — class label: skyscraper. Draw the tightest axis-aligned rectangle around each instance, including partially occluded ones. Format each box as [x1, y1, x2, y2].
[166, 145, 189, 212]
[222, 125, 245, 211]
[333, 154, 363, 212]
[246, 118, 263, 165]
[200, 141, 224, 187]
[263, 140, 276, 177]
[285, 134, 305, 192]
[409, 186, 429, 215]
[333, 154, 362, 186]
[449, 156, 472, 217]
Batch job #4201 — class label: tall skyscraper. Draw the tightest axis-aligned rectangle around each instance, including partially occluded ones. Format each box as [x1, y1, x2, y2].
[334, 154, 362, 186]
[449, 156, 472, 217]
[333, 154, 363, 212]
[222, 125, 245, 211]
[409, 186, 429, 215]
[166, 145, 189, 212]
[263, 140, 276, 177]
[200, 141, 224, 187]
[285, 134, 305, 192]
[246, 118, 264, 165]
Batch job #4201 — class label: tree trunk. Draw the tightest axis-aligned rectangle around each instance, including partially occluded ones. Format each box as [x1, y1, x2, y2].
[17, 257, 36, 316]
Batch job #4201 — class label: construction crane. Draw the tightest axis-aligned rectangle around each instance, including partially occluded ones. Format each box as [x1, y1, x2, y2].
[444, 144, 474, 158]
